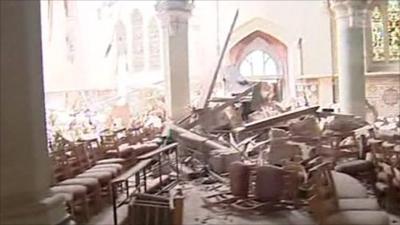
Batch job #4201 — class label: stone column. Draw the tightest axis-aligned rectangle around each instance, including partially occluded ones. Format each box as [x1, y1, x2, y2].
[156, 0, 193, 121]
[0, 1, 69, 225]
[331, 0, 369, 118]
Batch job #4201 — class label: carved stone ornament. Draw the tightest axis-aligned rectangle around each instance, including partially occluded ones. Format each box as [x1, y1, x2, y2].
[382, 88, 400, 106]
[155, 0, 193, 36]
[330, 0, 371, 28]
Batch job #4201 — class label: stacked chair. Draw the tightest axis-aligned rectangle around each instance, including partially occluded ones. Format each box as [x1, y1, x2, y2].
[370, 139, 400, 214]
[48, 126, 163, 222]
[308, 162, 389, 225]
[49, 141, 125, 221]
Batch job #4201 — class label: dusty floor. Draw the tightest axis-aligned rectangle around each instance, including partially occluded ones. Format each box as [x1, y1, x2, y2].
[88, 180, 400, 225]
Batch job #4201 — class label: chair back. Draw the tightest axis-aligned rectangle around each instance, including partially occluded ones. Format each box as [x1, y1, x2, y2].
[49, 149, 73, 183]
[69, 142, 91, 172]
[308, 162, 339, 225]
[78, 137, 102, 166]
[128, 193, 184, 225]
[100, 129, 118, 151]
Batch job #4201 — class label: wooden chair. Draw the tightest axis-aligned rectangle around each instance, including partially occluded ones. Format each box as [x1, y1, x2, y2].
[50, 185, 90, 222]
[100, 129, 135, 164]
[127, 126, 144, 145]
[67, 143, 119, 202]
[128, 191, 184, 225]
[308, 162, 388, 225]
[78, 137, 126, 172]
[373, 142, 400, 214]
[49, 149, 101, 221]
[331, 127, 377, 184]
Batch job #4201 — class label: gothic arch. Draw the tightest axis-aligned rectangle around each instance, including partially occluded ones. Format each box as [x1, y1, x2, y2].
[228, 17, 300, 98]
[229, 17, 297, 54]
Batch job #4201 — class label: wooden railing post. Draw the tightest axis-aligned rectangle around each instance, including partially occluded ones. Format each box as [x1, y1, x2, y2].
[173, 189, 184, 225]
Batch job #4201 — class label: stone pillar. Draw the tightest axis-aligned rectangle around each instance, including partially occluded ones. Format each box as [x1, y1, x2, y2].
[331, 0, 369, 118]
[0, 1, 69, 225]
[156, 0, 193, 121]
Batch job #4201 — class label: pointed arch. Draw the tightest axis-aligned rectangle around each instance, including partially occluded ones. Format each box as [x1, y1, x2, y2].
[229, 17, 297, 54]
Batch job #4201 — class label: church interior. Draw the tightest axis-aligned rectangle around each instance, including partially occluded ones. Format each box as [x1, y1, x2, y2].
[1, 0, 400, 225]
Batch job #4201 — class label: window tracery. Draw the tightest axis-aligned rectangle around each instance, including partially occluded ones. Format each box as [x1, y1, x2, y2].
[239, 50, 279, 77]
[148, 17, 161, 70]
[131, 9, 144, 72]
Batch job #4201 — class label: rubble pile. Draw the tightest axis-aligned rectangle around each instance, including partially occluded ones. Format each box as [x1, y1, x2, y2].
[167, 95, 399, 214]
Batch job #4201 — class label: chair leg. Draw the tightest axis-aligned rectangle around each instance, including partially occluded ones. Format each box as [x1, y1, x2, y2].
[82, 196, 91, 222]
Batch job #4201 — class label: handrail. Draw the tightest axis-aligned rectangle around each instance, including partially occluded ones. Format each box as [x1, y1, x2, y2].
[137, 143, 178, 160]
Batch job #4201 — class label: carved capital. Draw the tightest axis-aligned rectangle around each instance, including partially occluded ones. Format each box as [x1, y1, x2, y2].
[330, 0, 371, 28]
[155, 0, 193, 36]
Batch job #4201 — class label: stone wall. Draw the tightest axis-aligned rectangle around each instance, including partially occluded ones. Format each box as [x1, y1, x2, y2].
[366, 75, 400, 117]
[296, 75, 400, 118]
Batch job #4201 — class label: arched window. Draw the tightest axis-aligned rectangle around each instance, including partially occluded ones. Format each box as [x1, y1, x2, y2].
[148, 17, 161, 70]
[239, 50, 279, 77]
[131, 9, 144, 72]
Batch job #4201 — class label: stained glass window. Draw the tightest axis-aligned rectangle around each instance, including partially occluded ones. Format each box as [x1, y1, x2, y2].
[131, 9, 144, 72]
[387, 0, 400, 60]
[371, 6, 385, 61]
[148, 17, 161, 70]
[115, 20, 127, 58]
[239, 50, 279, 77]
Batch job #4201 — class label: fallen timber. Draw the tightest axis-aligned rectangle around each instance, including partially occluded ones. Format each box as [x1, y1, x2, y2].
[234, 105, 320, 134]
[186, 84, 257, 130]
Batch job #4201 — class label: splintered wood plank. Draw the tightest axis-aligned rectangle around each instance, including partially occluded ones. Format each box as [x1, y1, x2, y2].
[234, 106, 320, 133]
[187, 84, 255, 129]
[199, 9, 239, 109]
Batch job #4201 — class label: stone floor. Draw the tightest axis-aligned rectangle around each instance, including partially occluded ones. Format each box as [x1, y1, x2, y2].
[88, 180, 400, 225]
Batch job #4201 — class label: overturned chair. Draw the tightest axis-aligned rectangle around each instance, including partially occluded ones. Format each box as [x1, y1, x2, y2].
[128, 191, 184, 225]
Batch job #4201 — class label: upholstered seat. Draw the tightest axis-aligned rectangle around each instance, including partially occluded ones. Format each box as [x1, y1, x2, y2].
[335, 160, 374, 176]
[338, 198, 380, 210]
[106, 147, 132, 157]
[132, 143, 159, 156]
[85, 167, 119, 177]
[93, 163, 123, 171]
[50, 185, 87, 199]
[58, 177, 100, 191]
[325, 210, 389, 225]
[96, 158, 125, 165]
[54, 192, 73, 202]
[332, 171, 368, 198]
[77, 171, 113, 185]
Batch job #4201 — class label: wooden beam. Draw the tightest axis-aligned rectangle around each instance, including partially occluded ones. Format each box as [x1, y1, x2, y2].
[234, 106, 320, 133]
[187, 84, 255, 129]
[200, 9, 239, 109]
